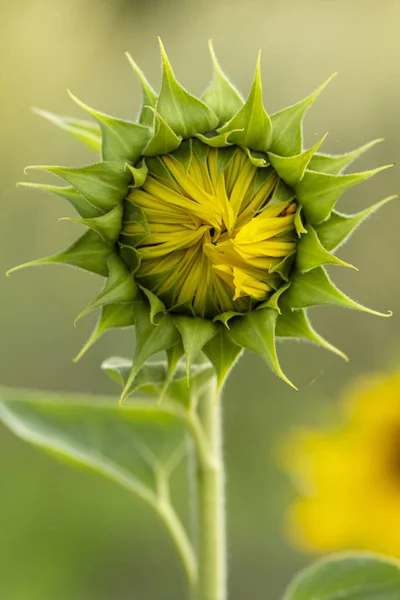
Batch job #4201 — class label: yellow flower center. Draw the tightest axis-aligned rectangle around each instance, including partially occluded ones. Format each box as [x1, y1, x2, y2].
[122, 146, 297, 317]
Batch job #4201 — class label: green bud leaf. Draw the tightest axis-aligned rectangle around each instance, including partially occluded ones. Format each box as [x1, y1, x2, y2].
[32, 107, 101, 153]
[195, 129, 240, 148]
[143, 108, 182, 156]
[174, 316, 219, 382]
[17, 182, 102, 219]
[283, 552, 400, 600]
[68, 91, 151, 162]
[25, 161, 132, 213]
[228, 308, 296, 389]
[315, 195, 398, 251]
[139, 284, 167, 323]
[309, 138, 384, 175]
[268, 134, 328, 188]
[125, 159, 148, 188]
[203, 328, 243, 393]
[156, 38, 218, 138]
[170, 140, 193, 173]
[201, 40, 244, 126]
[7, 230, 113, 278]
[60, 203, 123, 244]
[125, 52, 158, 127]
[218, 52, 272, 153]
[285, 266, 392, 317]
[296, 225, 356, 272]
[270, 74, 336, 156]
[276, 305, 347, 361]
[295, 165, 392, 224]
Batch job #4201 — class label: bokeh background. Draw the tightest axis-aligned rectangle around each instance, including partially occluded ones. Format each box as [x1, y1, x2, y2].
[1, 0, 399, 598]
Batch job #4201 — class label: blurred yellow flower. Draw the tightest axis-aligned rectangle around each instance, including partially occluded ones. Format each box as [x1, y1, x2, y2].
[284, 372, 400, 557]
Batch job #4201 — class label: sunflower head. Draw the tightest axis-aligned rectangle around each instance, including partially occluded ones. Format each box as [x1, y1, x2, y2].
[9, 39, 395, 401]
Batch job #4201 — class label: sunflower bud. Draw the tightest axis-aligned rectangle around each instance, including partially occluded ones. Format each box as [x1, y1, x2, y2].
[9, 39, 395, 398]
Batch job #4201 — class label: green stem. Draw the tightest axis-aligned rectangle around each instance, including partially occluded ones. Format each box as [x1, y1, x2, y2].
[196, 380, 226, 600]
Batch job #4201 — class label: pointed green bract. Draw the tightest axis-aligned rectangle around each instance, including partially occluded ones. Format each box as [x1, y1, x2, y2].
[218, 52, 272, 152]
[202, 40, 243, 126]
[296, 165, 392, 224]
[285, 266, 391, 317]
[68, 91, 150, 162]
[26, 162, 132, 212]
[228, 308, 296, 389]
[125, 160, 148, 188]
[156, 39, 218, 138]
[17, 182, 102, 219]
[203, 328, 243, 393]
[296, 225, 355, 272]
[33, 107, 101, 153]
[60, 203, 123, 244]
[75, 302, 135, 362]
[309, 138, 384, 175]
[276, 306, 347, 361]
[315, 195, 397, 251]
[268, 134, 327, 188]
[143, 109, 182, 156]
[174, 316, 218, 381]
[125, 52, 158, 127]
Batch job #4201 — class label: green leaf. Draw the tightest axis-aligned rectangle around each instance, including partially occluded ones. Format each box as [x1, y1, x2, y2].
[7, 230, 114, 278]
[268, 134, 327, 188]
[125, 52, 158, 127]
[309, 138, 384, 175]
[33, 107, 101, 153]
[296, 225, 355, 272]
[174, 316, 219, 381]
[283, 552, 400, 600]
[295, 165, 392, 224]
[25, 161, 132, 213]
[315, 195, 397, 251]
[0, 386, 186, 506]
[218, 52, 272, 152]
[228, 308, 296, 388]
[74, 302, 135, 362]
[17, 182, 102, 219]
[276, 305, 347, 361]
[285, 266, 392, 317]
[75, 254, 139, 323]
[68, 91, 151, 162]
[156, 38, 218, 138]
[203, 328, 243, 393]
[60, 203, 123, 244]
[125, 159, 149, 188]
[143, 109, 182, 156]
[201, 40, 244, 126]
[270, 74, 336, 156]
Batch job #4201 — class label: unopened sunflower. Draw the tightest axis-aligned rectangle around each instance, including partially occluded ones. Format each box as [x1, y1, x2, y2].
[9, 40, 394, 400]
[283, 372, 400, 557]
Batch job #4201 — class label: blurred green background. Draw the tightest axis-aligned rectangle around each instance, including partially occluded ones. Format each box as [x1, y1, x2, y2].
[1, 0, 399, 598]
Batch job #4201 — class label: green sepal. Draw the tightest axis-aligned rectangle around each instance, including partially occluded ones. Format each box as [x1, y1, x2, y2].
[139, 285, 167, 323]
[276, 306, 348, 361]
[315, 195, 397, 251]
[120, 300, 180, 404]
[195, 130, 240, 148]
[7, 230, 113, 278]
[309, 138, 384, 175]
[203, 328, 243, 393]
[156, 38, 218, 138]
[125, 52, 158, 127]
[270, 73, 336, 156]
[32, 107, 101, 153]
[268, 134, 328, 188]
[213, 311, 243, 328]
[60, 203, 123, 244]
[295, 164, 392, 224]
[228, 308, 296, 389]
[296, 225, 355, 272]
[216, 146, 237, 177]
[218, 52, 272, 153]
[68, 91, 150, 162]
[74, 302, 135, 362]
[17, 182, 102, 219]
[124, 200, 150, 234]
[201, 40, 244, 126]
[146, 156, 181, 191]
[170, 140, 193, 173]
[143, 108, 182, 156]
[119, 243, 142, 273]
[75, 254, 139, 323]
[243, 148, 269, 168]
[126, 160, 148, 188]
[174, 316, 219, 382]
[294, 205, 307, 236]
[270, 252, 296, 281]
[25, 161, 132, 213]
[285, 266, 392, 317]
[258, 281, 291, 313]
[159, 342, 185, 403]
